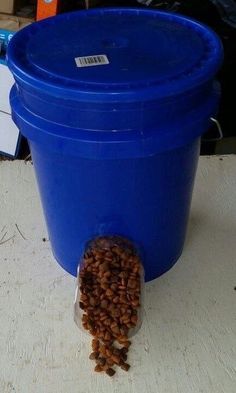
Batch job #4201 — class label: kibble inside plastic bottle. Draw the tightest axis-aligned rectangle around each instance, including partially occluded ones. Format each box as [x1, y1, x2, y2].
[74, 235, 144, 375]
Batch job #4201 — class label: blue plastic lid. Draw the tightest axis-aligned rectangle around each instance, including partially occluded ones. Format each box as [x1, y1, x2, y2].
[7, 8, 223, 103]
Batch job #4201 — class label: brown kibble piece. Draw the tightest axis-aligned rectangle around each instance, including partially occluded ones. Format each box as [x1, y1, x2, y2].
[96, 357, 106, 366]
[106, 368, 116, 377]
[111, 354, 121, 365]
[112, 309, 120, 318]
[90, 297, 97, 307]
[131, 314, 138, 325]
[111, 325, 120, 336]
[113, 296, 119, 304]
[94, 364, 103, 372]
[100, 299, 108, 309]
[101, 283, 109, 290]
[99, 262, 109, 271]
[106, 288, 114, 297]
[121, 347, 128, 355]
[103, 271, 111, 278]
[82, 314, 88, 322]
[106, 358, 115, 367]
[79, 301, 85, 310]
[103, 318, 111, 326]
[131, 299, 140, 307]
[117, 335, 129, 343]
[119, 271, 128, 279]
[110, 283, 118, 291]
[80, 293, 88, 302]
[120, 326, 128, 336]
[99, 345, 107, 356]
[120, 294, 127, 303]
[120, 363, 130, 372]
[127, 279, 136, 289]
[106, 348, 113, 358]
[89, 351, 99, 360]
[121, 353, 128, 362]
[123, 340, 131, 348]
[104, 331, 112, 341]
[122, 316, 130, 324]
[112, 348, 120, 357]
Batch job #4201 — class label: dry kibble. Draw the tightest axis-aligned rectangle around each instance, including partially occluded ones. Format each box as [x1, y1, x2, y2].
[110, 283, 118, 291]
[103, 318, 111, 326]
[103, 271, 111, 278]
[100, 299, 108, 309]
[96, 357, 106, 367]
[100, 314, 108, 322]
[112, 348, 120, 357]
[131, 315, 138, 325]
[94, 364, 103, 372]
[98, 346, 105, 356]
[100, 262, 109, 271]
[78, 235, 142, 377]
[106, 368, 116, 377]
[127, 279, 136, 289]
[89, 351, 99, 360]
[106, 348, 113, 358]
[120, 363, 130, 372]
[106, 358, 115, 367]
[111, 354, 120, 365]
[117, 335, 129, 344]
[79, 301, 85, 310]
[122, 340, 131, 348]
[90, 297, 97, 307]
[112, 296, 119, 304]
[111, 325, 120, 335]
[106, 288, 114, 297]
[104, 331, 111, 341]
[121, 347, 128, 355]
[121, 353, 128, 362]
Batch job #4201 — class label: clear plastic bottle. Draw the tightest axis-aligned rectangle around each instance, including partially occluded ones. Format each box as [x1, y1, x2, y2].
[74, 235, 144, 341]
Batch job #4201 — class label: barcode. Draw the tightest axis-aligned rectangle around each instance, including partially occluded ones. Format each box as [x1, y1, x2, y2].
[75, 54, 109, 68]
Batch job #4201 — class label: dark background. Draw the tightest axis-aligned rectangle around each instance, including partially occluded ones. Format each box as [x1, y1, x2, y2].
[96, 0, 236, 155]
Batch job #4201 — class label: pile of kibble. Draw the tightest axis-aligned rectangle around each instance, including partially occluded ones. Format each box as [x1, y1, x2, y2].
[78, 236, 142, 377]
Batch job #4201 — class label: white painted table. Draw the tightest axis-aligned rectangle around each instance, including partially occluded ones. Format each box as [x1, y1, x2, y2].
[0, 156, 236, 393]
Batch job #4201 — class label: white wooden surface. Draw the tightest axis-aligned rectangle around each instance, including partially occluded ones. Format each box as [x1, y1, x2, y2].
[0, 156, 235, 393]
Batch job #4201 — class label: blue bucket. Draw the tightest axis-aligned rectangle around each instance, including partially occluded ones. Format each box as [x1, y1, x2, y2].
[7, 8, 223, 281]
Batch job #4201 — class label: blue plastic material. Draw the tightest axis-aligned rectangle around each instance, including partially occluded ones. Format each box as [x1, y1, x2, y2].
[8, 8, 223, 281]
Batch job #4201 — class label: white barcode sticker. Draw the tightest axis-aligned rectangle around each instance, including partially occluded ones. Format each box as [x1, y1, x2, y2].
[75, 54, 109, 68]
